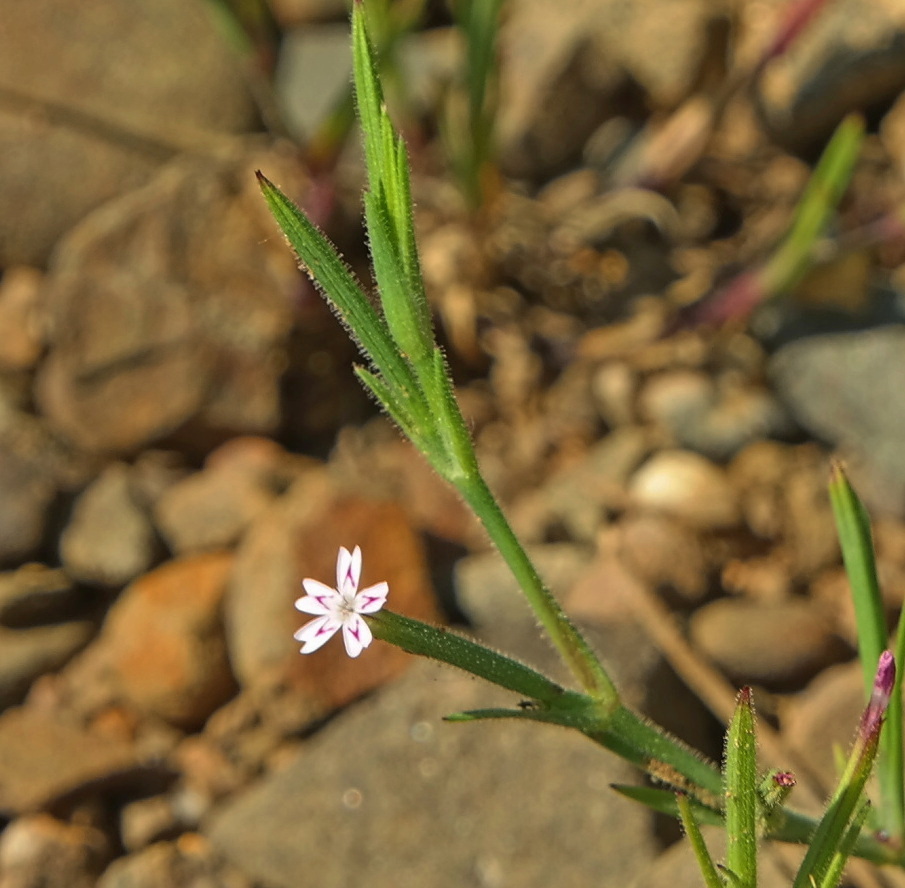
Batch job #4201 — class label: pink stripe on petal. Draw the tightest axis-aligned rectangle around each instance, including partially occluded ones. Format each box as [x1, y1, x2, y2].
[348, 546, 362, 589]
[356, 582, 389, 614]
[302, 578, 338, 599]
[295, 594, 335, 615]
[342, 614, 372, 657]
[336, 546, 354, 591]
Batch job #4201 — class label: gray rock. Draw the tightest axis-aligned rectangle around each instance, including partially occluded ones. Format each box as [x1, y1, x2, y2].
[753, 0, 905, 154]
[61, 463, 159, 587]
[275, 23, 351, 141]
[0, 0, 260, 266]
[768, 326, 905, 514]
[207, 659, 659, 888]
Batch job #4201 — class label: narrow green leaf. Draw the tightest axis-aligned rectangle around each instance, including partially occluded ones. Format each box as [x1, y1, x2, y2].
[446, 691, 606, 731]
[829, 462, 903, 838]
[724, 688, 758, 888]
[678, 792, 726, 888]
[613, 785, 723, 825]
[763, 113, 864, 295]
[352, 4, 434, 370]
[255, 173, 421, 405]
[591, 706, 724, 805]
[351, 6, 385, 197]
[829, 462, 886, 689]
[792, 652, 894, 888]
[817, 800, 870, 888]
[368, 609, 572, 704]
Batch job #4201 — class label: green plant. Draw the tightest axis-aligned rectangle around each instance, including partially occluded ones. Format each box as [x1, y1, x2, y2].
[257, 4, 905, 882]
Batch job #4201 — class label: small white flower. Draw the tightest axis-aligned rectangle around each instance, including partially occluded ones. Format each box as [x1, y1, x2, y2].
[294, 546, 389, 658]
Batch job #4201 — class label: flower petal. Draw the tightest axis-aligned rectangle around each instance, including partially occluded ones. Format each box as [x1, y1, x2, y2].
[296, 579, 340, 614]
[342, 613, 373, 658]
[294, 615, 341, 653]
[355, 581, 389, 614]
[336, 546, 357, 594]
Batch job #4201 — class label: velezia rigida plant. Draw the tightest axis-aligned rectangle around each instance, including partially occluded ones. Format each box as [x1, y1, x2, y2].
[257, 2, 905, 882]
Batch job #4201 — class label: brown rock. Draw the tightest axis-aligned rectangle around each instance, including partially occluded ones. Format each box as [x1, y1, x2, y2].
[619, 514, 709, 602]
[0, 267, 45, 371]
[0, 0, 260, 266]
[226, 469, 440, 714]
[35, 145, 302, 455]
[751, 0, 905, 154]
[64, 553, 237, 729]
[0, 707, 143, 815]
[97, 835, 251, 888]
[629, 450, 741, 530]
[0, 620, 96, 711]
[60, 463, 159, 587]
[0, 813, 110, 888]
[153, 437, 307, 554]
[0, 427, 60, 566]
[689, 597, 847, 689]
[0, 564, 79, 627]
[781, 660, 864, 792]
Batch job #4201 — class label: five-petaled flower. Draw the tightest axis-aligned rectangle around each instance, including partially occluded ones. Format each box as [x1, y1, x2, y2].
[294, 546, 389, 658]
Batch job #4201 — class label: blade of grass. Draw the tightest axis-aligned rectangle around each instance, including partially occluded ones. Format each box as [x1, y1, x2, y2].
[829, 462, 903, 839]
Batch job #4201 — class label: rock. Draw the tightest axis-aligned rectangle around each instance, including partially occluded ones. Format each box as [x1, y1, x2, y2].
[0, 565, 96, 709]
[638, 370, 792, 461]
[60, 463, 159, 587]
[629, 825, 788, 888]
[0, 620, 96, 712]
[0, 564, 80, 627]
[207, 659, 660, 888]
[689, 597, 847, 689]
[153, 437, 306, 554]
[455, 544, 594, 660]
[769, 326, 905, 515]
[0, 424, 61, 566]
[511, 427, 653, 542]
[751, 0, 905, 154]
[0, 706, 148, 815]
[628, 450, 741, 530]
[499, 0, 724, 179]
[97, 835, 251, 888]
[330, 422, 477, 546]
[0, 813, 111, 888]
[275, 23, 351, 141]
[619, 514, 710, 602]
[781, 660, 864, 791]
[0, 267, 45, 371]
[0, 0, 260, 266]
[35, 144, 302, 455]
[62, 552, 237, 729]
[225, 470, 440, 715]
[591, 361, 638, 428]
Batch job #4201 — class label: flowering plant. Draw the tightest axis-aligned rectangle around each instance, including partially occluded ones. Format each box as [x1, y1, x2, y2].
[258, 2, 905, 883]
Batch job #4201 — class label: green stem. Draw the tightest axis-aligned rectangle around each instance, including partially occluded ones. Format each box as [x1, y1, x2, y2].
[456, 470, 618, 706]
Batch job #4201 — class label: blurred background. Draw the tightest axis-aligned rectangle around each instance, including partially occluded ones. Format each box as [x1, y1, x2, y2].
[2, 0, 905, 885]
